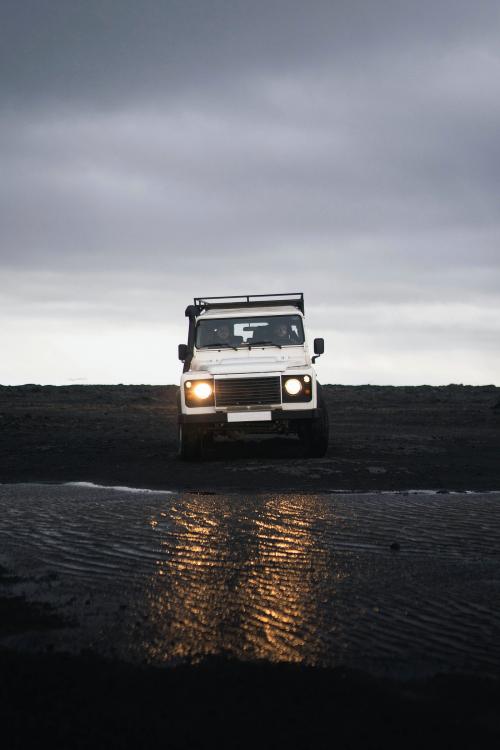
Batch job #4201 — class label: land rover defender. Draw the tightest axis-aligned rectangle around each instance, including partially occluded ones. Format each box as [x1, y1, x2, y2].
[177, 293, 329, 460]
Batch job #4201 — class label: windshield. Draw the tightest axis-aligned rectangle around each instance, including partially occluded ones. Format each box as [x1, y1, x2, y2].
[195, 315, 305, 349]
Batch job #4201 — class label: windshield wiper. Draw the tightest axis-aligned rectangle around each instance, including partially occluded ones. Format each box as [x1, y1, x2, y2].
[245, 340, 282, 349]
[202, 342, 239, 351]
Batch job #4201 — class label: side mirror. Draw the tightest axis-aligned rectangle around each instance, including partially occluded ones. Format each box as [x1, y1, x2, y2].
[313, 338, 325, 356]
[178, 344, 188, 362]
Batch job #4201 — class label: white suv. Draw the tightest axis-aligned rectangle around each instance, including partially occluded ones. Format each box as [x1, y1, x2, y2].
[177, 293, 329, 460]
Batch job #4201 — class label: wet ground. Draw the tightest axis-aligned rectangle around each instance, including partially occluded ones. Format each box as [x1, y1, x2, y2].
[2, 483, 499, 681]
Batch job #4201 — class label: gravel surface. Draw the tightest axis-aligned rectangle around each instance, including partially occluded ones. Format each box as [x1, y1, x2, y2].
[1, 383, 499, 491]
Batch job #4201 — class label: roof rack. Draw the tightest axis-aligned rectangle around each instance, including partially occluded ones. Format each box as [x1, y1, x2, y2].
[193, 293, 304, 314]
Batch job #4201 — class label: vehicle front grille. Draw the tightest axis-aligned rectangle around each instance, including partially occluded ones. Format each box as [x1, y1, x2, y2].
[214, 376, 281, 407]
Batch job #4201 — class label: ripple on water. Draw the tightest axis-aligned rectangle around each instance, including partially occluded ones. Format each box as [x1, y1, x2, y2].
[0, 484, 499, 677]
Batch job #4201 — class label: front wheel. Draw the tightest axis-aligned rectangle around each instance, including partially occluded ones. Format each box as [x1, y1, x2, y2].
[178, 422, 204, 461]
[299, 387, 330, 458]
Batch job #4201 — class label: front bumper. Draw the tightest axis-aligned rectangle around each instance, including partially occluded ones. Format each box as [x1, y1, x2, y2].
[178, 409, 320, 425]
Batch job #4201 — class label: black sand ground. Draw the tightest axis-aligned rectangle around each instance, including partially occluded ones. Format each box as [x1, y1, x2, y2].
[1, 383, 499, 491]
[2, 647, 499, 749]
[1, 384, 500, 748]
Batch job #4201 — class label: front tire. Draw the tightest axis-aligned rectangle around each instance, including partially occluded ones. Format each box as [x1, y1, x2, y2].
[300, 386, 330, 458]
[178, 422, 203, 461]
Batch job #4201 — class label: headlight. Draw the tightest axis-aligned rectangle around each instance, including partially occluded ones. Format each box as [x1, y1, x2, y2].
[184, 379, 214, 407]
[281, 375, 312, 402]
[284, 378, 302, 395]
[192, 381, 213, 399]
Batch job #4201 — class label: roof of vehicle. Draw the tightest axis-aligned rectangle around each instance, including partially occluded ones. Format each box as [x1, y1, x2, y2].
[196, 305, 303, 320]
[194, 293, 303, 312]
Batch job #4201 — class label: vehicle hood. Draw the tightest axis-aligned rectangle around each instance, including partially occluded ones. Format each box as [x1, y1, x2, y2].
[190, 347, 310, 375]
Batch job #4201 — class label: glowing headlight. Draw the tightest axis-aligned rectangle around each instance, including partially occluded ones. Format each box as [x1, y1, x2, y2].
[192, 381, 213, 400]
[284, 378, 302, 396]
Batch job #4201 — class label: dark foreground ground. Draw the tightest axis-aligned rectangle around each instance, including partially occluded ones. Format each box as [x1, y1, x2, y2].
[2, 647, 500, 749]
[1, 383, 499, 491]
[1, 556, 500, 749]
[1, 384, 500, 748]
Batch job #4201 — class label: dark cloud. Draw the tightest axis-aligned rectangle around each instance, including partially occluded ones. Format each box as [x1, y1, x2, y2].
[1, 1, 498, 107]
[1, 1, 499, 383]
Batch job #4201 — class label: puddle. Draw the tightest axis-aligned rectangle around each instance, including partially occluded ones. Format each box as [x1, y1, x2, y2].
[0, 483, 499, 678]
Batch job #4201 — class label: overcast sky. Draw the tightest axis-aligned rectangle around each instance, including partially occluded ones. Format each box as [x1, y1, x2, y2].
[1, 0, 499, 385]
